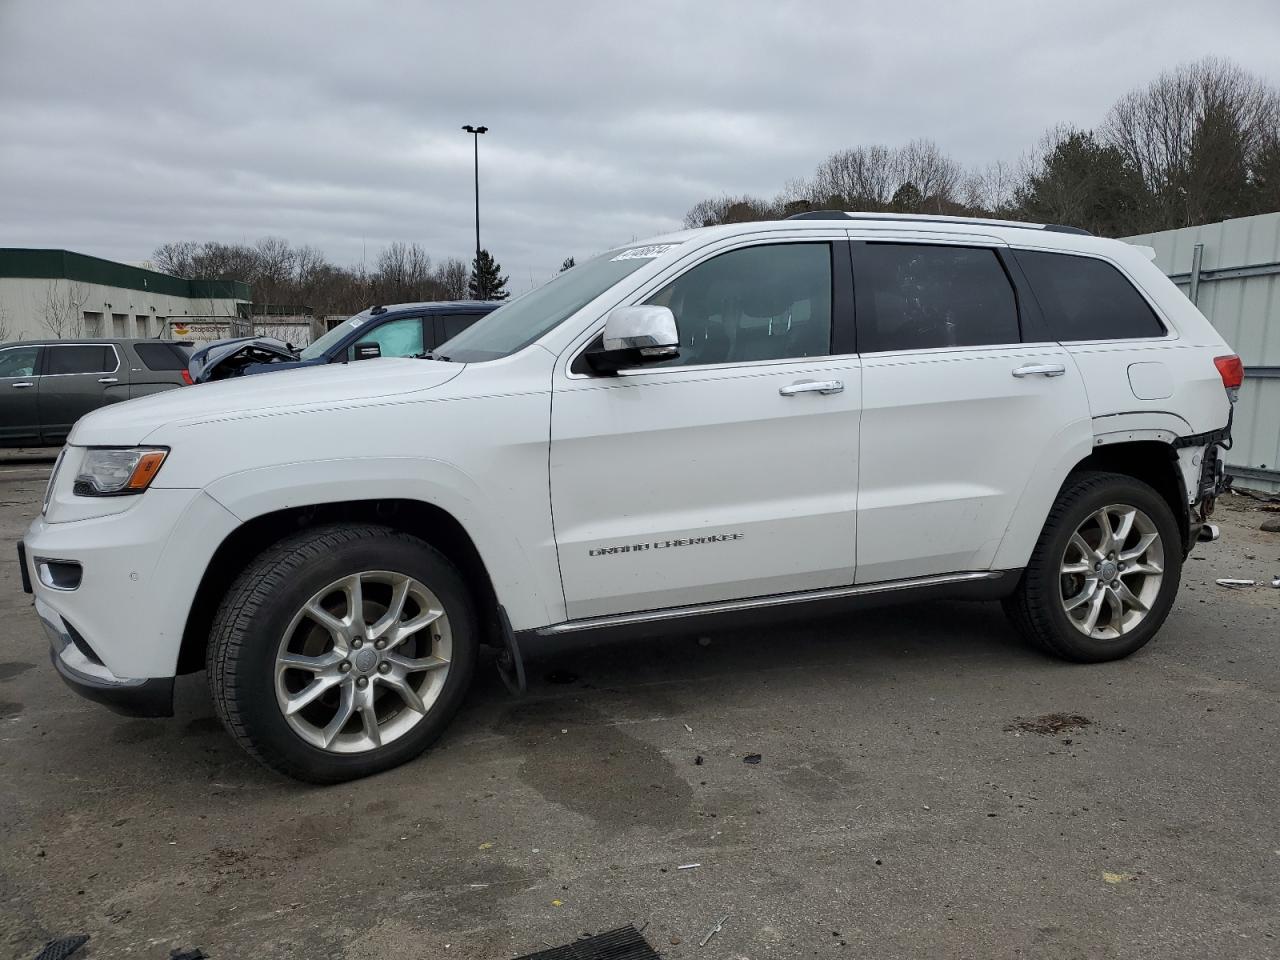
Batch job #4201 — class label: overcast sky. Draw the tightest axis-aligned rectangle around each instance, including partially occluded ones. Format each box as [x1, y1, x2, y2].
[2, 0, 1279, 293]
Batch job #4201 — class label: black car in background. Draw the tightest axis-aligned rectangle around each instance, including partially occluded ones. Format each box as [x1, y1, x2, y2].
[0, 339, 193, 448]
[188, 300, 501, 382]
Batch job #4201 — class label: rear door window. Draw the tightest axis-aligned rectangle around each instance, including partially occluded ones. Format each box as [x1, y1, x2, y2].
[853, 244, 1020, 352]
[1016, 250, 1165, 341]
[44, 345, 116, 374]
[438, 313, 480, 343]
[133, 342, 192, 370]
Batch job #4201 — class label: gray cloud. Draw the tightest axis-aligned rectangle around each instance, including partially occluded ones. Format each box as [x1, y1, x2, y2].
[2, 0, 1279, 293]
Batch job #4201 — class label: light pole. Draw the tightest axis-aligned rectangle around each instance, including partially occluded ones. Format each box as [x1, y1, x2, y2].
[461, 125, 487, 269]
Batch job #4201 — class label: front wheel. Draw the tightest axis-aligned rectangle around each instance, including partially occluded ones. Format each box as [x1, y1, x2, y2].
[207, 524, 477, 782]
[1004, 471, 1183, 662]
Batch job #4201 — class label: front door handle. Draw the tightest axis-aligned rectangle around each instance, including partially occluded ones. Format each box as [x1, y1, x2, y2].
[98, 377, 118, 384]
[11, 381, 34, 389]
[779, 379, 844, 396]
[1012, 363, 1066, 378]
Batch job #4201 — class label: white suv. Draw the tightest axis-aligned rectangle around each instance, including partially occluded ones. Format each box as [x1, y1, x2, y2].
[20, 212, 1239, 782]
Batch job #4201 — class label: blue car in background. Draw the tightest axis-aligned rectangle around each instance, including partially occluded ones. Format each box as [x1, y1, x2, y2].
[188, 300, 501, 382]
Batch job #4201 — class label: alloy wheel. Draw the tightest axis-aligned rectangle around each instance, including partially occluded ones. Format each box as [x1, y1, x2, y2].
[274, 571, 451, 753]
[1059, 504, 1165, 640]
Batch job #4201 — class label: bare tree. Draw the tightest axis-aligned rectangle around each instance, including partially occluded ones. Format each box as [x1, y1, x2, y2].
[682, 194, 779, 228]
[790, 139, 964, 215]
[435, 258, 469, 300]
[152, 241, 200, 277]
[1104, 57, 1280, 228]
[962, 160, 1020, 216]
[0, 302, 13, 341]
[38, 280, 90, 338]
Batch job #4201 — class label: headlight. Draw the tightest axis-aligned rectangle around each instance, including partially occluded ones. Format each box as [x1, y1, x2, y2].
[73, 448, 169, 497]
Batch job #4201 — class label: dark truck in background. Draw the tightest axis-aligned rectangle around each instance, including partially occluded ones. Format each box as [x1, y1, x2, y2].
[0, 338, 193, 448]
[188, 300, 500, 382]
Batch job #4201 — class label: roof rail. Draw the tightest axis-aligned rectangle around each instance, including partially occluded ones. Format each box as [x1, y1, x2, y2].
[783, 210, 1091, 236]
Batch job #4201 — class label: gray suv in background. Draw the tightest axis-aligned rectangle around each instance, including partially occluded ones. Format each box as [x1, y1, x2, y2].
[0, 338, 193, 448]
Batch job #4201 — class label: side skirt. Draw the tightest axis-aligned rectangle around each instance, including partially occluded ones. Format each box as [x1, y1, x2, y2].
[522, 569, 1021, 647]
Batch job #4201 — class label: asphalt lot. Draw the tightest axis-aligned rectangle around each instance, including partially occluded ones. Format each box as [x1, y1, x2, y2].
[2, 452, 1278, 960]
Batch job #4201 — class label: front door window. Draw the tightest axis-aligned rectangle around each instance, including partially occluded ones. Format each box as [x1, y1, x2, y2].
[346, 317, 425, 360]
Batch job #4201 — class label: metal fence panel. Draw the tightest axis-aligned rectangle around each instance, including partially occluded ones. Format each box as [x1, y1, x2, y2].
[1125, 213, 1280, 491]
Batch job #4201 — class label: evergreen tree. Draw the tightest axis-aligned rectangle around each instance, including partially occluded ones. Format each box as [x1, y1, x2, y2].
[468, 249, 509, 300]
[1015, 129, 1147, 236]
[560, 256, 576, 272]
[890, 181, 923, 213]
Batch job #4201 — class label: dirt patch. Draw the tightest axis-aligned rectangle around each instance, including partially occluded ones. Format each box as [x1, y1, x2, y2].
[1006, 713, 1092, 736]
[0, 661, 35, 681]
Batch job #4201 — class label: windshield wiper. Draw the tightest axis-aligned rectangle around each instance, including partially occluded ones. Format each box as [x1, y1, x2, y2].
[413, 352, 451, 362]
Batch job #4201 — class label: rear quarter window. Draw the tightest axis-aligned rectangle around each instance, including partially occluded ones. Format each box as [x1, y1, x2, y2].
[1016, 250, 1165, 341]
[133, 342, 192, 370]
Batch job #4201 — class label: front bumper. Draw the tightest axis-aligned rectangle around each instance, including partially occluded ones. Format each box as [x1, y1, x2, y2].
[37, 596, 174, 717]
[21, 486, 242, 697]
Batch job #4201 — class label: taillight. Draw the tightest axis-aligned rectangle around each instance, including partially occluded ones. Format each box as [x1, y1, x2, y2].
[1214, 354, 1243, 395]
[181, 369, 193, 385]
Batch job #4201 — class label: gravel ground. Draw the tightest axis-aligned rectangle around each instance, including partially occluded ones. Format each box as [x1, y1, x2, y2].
[2, 452, 1278, 960]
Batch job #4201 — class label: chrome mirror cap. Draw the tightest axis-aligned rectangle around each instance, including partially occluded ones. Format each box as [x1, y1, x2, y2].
[602, 306, 679, 357]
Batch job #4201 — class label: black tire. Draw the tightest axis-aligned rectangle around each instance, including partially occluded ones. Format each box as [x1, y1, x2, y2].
[207, 523, 477, 783]
[1003, 470, 1183, 663]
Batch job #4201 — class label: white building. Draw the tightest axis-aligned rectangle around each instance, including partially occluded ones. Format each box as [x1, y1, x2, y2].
[0, 248, 251, 343]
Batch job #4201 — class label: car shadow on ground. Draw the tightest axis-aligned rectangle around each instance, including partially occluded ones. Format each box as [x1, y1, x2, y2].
[129, 596, 1046, 790]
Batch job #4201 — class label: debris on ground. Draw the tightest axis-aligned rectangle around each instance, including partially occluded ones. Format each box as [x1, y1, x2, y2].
[694, 754, 704, 765]
[1216, 578, 1257, 588]
[1271, 576, 1280, 588]
[683, 723, 693, 733]
[514, 924, 659, 959]
[31, 936, 89, 960]
[677, 862, 701, 870]
[743, 753, 762, 764]
[1102, 871, 1137, 884]
[169, 950, 208, 960]
[1260, 517, 1280, 532]
[699, 915, 730, 948]
[1006, 713, 1092, 736]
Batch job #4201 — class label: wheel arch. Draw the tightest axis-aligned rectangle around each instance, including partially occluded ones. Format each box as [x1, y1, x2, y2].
[178, 497, 517, 675]
[992, 415, 1195, 572]
[1063, 439, 1191, 555]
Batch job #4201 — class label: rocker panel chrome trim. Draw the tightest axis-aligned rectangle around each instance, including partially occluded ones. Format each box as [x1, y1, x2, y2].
[536, 570, 1003, 636]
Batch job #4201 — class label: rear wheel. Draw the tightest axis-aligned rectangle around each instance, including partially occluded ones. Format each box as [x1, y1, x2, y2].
[1004, 471, 1183, 662]
[207, 524, 477, 782]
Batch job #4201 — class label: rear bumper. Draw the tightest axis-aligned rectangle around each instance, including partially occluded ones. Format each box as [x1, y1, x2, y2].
[38, 597, 173, 717]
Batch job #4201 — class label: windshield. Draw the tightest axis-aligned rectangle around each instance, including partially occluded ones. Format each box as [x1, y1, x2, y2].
[298, 312, 371, 360]
[438, 246, 678, 361]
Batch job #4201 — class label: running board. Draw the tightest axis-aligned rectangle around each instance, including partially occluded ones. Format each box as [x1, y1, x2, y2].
[536, 570, 1009, 637]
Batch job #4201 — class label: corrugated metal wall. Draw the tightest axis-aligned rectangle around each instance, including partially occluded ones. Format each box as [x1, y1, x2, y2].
[1125, 213, 1280, 492]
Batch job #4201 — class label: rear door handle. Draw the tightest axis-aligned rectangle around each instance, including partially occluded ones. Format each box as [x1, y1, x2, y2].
[779, 379, 844, 396]
[98, 377, 118, 384]
[1012, 363, 1066, 378]
[11, 382, 33, 389]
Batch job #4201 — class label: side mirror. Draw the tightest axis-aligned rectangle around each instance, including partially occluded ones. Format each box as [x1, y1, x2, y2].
[587, 306, 680, 374]
[352, 341, 382, 361]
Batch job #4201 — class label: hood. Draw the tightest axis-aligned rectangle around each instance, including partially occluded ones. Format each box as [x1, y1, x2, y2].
[188, 336, 299, 382]
[70, 357, 466, 447]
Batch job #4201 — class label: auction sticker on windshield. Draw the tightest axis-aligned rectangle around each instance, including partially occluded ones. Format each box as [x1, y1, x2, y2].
[611, 243, 681, 261]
